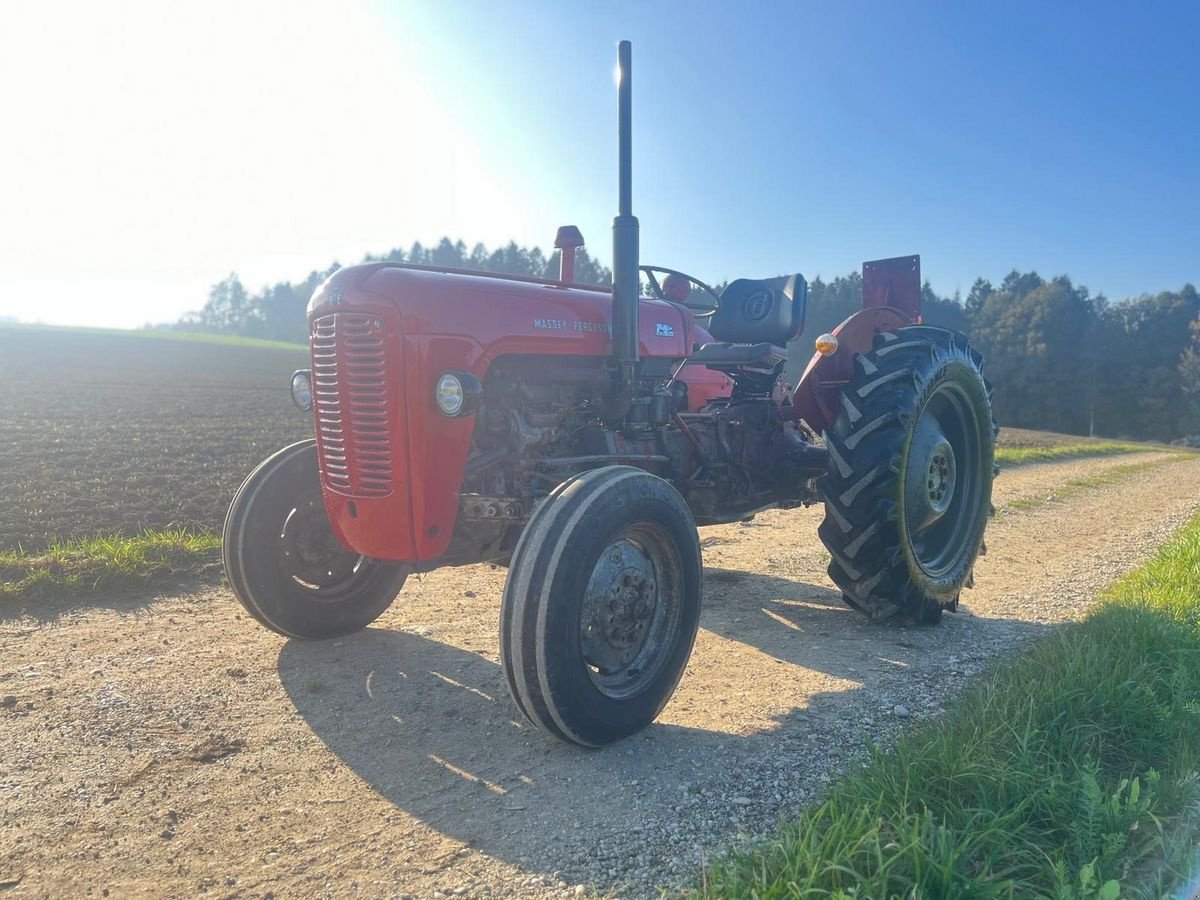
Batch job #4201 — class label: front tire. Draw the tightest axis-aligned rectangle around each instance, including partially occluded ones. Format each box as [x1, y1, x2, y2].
[500, 466, 703, 747]
[223, 440, 409, 639]
[818, 326, 996, 624]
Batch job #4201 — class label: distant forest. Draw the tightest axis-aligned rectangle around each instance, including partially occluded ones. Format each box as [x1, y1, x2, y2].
[176, 237, 1200, 442]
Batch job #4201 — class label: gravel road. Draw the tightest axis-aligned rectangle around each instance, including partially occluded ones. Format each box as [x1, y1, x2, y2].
[2, 451, 1198, 898]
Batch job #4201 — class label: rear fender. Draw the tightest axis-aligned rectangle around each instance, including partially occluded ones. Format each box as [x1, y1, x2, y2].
[792, 306, 912, 435]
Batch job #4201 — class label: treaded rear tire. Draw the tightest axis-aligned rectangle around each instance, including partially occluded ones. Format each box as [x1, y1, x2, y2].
[500, 466, 702, 747]
[818, 326, 996, 624]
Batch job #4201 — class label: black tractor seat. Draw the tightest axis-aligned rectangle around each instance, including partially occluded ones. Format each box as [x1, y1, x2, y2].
[688, 341, 787, 370]
[683, 273, 807, 374]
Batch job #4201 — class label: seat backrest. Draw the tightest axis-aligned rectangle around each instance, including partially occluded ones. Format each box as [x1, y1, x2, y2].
[709, 274, 807, 345]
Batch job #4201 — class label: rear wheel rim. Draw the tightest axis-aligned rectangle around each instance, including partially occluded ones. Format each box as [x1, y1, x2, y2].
[579, 523, 684, 700]
[903, 380, 984, 578]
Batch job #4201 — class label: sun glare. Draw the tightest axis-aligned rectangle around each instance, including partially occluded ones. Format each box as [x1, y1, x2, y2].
[0, 0, 529, 327]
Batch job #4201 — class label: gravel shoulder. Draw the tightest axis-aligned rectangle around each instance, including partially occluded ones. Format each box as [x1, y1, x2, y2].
[2, 451, 1198, 898]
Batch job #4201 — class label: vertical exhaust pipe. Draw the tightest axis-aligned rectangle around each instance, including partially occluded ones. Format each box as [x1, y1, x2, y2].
[611, 39, 640, 405]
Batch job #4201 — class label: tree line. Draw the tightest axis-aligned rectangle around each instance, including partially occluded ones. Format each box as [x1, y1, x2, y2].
[176, 237, 1200, 442]
[179, 238, 611, 345]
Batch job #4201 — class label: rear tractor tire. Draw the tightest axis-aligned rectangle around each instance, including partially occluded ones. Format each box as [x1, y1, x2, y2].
[818, 326, 996, 624]
[223, 440, 409, 640]
[500, 466, 703, 747]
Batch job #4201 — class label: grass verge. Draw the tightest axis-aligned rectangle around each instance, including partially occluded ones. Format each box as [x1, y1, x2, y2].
[698, 512, 1200, 898]
[994, 440, 1163, 466]
[0, 529, 221, 603]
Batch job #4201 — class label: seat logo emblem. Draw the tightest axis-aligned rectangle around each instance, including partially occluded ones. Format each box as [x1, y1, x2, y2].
[744, 289, 772, 321]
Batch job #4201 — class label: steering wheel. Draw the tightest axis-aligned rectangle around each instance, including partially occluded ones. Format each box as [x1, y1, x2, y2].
[640, 266, 720, 319]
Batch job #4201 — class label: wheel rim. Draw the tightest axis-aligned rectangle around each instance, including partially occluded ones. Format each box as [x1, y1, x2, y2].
[278, 488, 373, 600]
[903, 379, 984, 578]
[579, 523, 684, 700]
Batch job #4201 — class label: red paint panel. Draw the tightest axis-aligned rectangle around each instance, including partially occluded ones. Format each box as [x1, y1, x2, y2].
[362, 266, 692, 360]
[403, 334, 482, 560]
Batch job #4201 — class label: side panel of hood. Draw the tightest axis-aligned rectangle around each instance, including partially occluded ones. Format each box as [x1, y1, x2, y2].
[359, 265, 692, 361]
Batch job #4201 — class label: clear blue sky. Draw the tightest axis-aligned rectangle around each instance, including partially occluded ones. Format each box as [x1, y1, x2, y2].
[2, 0, 1196, 326]
[389, 0, 1199, 300]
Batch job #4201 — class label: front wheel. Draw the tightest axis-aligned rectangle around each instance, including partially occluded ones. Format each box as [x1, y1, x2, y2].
[500, 466, 703, 747]
[818, 326, 996, 624]
[222, 440, 409, 639]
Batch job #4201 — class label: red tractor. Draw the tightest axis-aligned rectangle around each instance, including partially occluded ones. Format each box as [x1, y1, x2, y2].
[224, 42, 995, 747]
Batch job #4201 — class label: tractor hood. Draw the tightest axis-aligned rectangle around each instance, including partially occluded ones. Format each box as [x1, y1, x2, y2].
[311, 262, 695, 360]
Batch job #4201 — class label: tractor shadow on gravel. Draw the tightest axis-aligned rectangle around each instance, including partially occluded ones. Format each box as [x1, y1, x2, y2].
[277, 570, 1052, 887]
[0, 576, 218, 627]
[696, 568, 1009, 672]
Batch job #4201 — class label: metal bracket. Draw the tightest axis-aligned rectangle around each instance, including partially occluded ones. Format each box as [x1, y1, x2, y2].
[459, 495, 528, 521]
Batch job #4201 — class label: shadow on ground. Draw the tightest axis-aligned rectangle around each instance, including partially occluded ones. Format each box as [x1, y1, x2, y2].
[277, 568, 1051, 888]
[0, 573, 219, 626]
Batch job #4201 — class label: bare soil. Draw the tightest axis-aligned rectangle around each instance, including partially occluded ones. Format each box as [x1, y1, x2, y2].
[2, 450, 1199, 899]
[0, 327, 308, 552]
[0, 324, 1130, 554]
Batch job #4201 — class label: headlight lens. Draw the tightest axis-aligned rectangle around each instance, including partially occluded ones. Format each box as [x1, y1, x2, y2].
[435, 373, 465, 416]
[291, 370, 313, 411]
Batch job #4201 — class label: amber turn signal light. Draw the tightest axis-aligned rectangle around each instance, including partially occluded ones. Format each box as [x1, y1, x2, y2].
[814, 334, 839, 357]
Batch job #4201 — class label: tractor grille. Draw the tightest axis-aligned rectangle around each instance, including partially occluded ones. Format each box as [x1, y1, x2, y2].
[311, 313, 394, 497]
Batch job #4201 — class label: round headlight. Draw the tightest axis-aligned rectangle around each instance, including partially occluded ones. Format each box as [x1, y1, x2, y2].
[291, 370, 313, 411]
[435, 373, 465, 416]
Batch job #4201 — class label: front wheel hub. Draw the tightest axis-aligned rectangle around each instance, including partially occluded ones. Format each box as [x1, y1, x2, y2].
[280, 493, 363, 590]
[580, 533, 677, 699]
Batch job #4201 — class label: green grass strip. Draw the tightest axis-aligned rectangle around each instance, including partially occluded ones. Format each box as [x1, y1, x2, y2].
[697, 512, 1200, 898]
[995, 440, 1162, 466]
[1004, 457, 1187, 512]
[0, 529, 221, 603]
